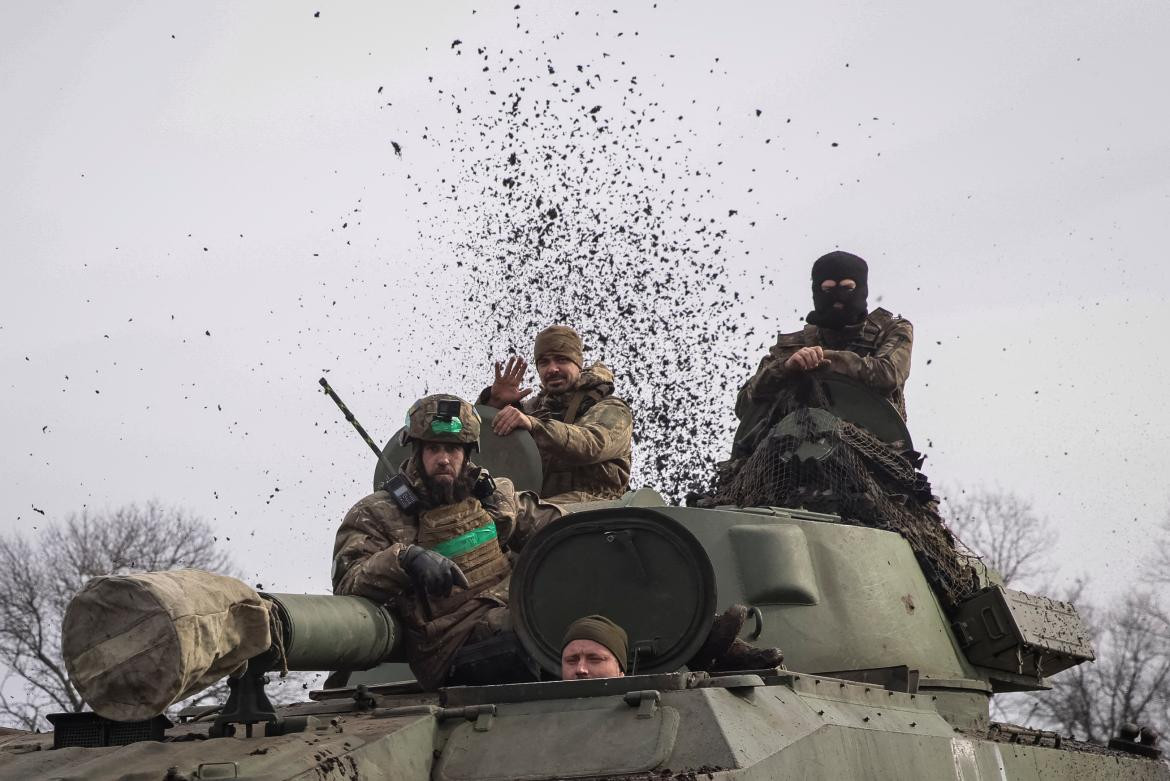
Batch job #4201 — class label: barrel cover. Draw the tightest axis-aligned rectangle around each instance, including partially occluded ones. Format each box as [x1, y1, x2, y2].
[373, 405, 543, 493]
[62, 569, 271, 721]
[510, 508, 716, 676]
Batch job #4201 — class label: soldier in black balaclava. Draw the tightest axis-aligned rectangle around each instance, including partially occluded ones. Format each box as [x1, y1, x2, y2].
[734, 249, 914, 427]
[807, 250, 870, 329]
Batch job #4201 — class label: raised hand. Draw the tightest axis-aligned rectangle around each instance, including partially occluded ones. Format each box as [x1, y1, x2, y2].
[488, 356, 533, 407]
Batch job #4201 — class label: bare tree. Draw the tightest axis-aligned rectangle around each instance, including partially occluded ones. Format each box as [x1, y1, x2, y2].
[0, 502, 232, 730]
[940, 486, 1052, 588]
[939, 486, 1170, 740]
[1140, 509, 1170, 591]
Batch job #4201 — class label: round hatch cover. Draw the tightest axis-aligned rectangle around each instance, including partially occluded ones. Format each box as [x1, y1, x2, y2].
[372, 405, 544, 494]
[511, 507, 716, 676]
[817, 375, 913, 451]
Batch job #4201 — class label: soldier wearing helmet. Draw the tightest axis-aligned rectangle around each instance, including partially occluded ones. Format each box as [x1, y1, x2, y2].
[480, 325, 633, 502]
[331, 394, 562, 690]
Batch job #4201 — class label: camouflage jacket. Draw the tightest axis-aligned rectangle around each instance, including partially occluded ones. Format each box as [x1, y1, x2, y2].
[737, 308, 913, 421]
[331, 460, 561, 688]
[481, 363, 633, 502]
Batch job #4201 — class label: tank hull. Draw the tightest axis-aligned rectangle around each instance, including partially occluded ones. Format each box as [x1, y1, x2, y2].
[3, 672, 1165, 780]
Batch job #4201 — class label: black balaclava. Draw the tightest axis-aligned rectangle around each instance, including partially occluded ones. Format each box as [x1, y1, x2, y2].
[806, 251, 869, 329]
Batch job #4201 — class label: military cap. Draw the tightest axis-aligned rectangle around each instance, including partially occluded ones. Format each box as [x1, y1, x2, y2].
[562, 614, 628, 672]
[534, 325, 584, 368]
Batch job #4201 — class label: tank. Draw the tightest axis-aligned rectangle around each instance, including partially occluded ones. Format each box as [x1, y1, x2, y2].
[2, 385, 1165, 781]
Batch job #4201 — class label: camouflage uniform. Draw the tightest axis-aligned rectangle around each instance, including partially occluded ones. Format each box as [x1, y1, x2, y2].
[331, 458, 560, 689]
[522, 363, 633, 502]
[737, 307, 913, 421]
[332, 394, 561, 689]
[481, 362, 633, 502]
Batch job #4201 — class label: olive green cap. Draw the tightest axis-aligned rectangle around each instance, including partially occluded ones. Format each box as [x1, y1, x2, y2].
[401, 394, 481, 449]
[534, 325, 584, 368]
[562, 614, 628, 672]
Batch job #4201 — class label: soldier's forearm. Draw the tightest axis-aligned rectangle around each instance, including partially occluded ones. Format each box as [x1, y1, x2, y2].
[749, 363, 792, 400]
[334, 544, 410, 602]
[505, 494, 563, 552]
[529, 419, 607, 464]
[822, 349, 909, 391]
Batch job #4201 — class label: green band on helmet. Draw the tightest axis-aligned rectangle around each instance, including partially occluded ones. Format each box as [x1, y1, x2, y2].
[431, 418, 463, 435]
[430, 521, 497, 559]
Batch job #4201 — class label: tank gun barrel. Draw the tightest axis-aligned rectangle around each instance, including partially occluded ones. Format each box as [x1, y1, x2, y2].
[263, 592, 400, 673]
[62, 570, 402, 723]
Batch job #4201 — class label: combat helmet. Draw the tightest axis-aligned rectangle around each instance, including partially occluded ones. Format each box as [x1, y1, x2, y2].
[400, 394, 481, 450]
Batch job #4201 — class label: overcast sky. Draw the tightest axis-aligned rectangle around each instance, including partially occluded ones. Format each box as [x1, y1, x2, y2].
[3, 1, 1169, 602]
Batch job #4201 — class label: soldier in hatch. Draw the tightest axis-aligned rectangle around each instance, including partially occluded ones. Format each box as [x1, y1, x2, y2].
[559, 609, 783, 680]
[560, 615, 628, 680]
[738, 250, 912, 421]
[728, 251, 913, 464]
[331, 394, 562, 690]
[480, 325, 633, 502]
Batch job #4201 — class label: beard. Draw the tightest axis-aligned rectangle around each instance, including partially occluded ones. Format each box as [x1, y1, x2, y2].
[420, 459, 476, 505]
[540, 372, 574, 395]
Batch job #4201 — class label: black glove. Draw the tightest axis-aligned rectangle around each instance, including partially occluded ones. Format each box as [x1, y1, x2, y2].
[398, 545, 470, 597]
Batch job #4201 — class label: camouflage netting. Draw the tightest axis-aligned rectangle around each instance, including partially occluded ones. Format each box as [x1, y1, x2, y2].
[713, 406, 979, 613]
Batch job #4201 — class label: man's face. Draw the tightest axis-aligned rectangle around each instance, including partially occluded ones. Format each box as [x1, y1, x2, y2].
[561, 639, 624, 680]
[420, 442, 466, 486]
[536, 354, 581, 393]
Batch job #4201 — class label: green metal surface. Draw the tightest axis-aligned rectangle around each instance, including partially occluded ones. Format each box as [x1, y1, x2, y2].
[663, 503, 980, 682]
[10, 670, 1164, 780]
[510, 507, 716, 676]
[954, 585, 1096, 678]
[818, 373, 914, 448]
[435, 698, 680, 781]
[263, 593, 401, 672]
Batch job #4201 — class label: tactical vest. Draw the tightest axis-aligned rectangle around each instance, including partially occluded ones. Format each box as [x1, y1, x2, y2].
[818, 308, 906, 419]
[535, 391, 630, 500]
[415, 497, 511, 618]
[553, 386, 605, 425]
[844, 307, 895, 357]
[524, 363, 631, 500]
[795, 307, 894, 355]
